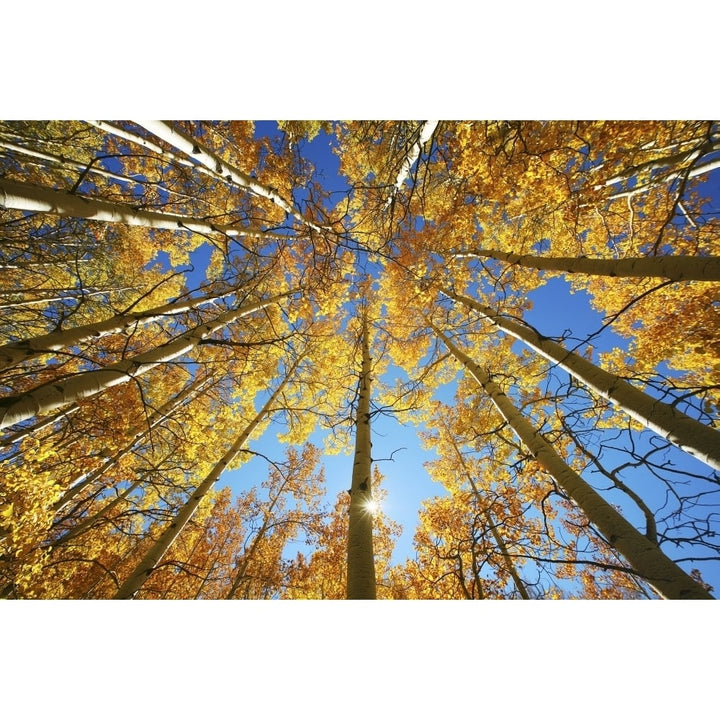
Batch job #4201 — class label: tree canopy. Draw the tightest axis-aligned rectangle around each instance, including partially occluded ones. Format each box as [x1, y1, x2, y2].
[1, 120, 719, 599]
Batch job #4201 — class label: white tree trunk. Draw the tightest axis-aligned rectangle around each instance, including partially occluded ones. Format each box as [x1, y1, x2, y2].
[444, 426, 530, 599]
[0, 284, 241, 372]
[0, 294, 288, 431]
[0, 139, 132, 185]
[136, 121, 329, 236]
[0, 404, 80, 448]
[0, 177, 243, 236]
[445, 289, 720, 472]
[54, 374, 214, 511]
[346, 313, 377, 599]
[386, 121, 438, 204]
[85, 121, 196, 167]
[453, 248, 720, 282]
[430, 321, 713, 600]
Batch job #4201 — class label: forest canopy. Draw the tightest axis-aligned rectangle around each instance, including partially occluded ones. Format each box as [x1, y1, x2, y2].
[1, 120, 719, 599]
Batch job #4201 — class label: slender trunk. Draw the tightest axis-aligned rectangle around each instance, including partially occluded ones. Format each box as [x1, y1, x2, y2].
[194, 523, 236, 598]
[445, 289, 720, 472]
[0, 294, 288, 431]
[0, 404, 80, 448]
[50, 480, 141, 548]
[468, 545, 485, 599]
[442, 426, 530, 599]
[0, 177, 240, 236]
[387, 121, 438, 203]
[0, 138, 138, 186]
[225, 476, 295, 599]
[0, 285, 240, 372]
[453, 248, 720, 282]
[1, 259, 90, 270]
[0, 287, 137, 311]
[225, 519, 273, 599]
[137, 121, 328, 235]
[346, 314, 377, 599]
[53, 374, 213, 511]
[85, 121, 196, 167]
[430, 321, 713, 599]
[600, 146, 720, 197]
[113, 357, 300, 599]
[159, 530, 209, 599]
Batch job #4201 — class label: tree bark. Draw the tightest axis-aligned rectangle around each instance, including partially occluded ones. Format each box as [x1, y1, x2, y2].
[430, 321, 713, 599]
[0, 294, 288, 431]
[0, 287, 137, 312]
[85, 120, 196, 167]
[599, 142, 720, 197]
[453, 248, 720, 282]
[50, 480, 141, 548]
[0, 284, 240, 372]
[0, 138, 139, 186]
[0, 404, 80, 448]
[53, 374, 214, 512]
[136, 121, 328, 236]
[444, 289, 720, 472]
[346, 313, 377, 599]
[0, 177, 241, 237]
[387, 121, 438, 203]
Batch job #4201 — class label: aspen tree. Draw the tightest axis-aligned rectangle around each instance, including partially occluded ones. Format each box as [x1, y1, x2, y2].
[225, 445, 323, 599]
[0, 177, 242, 236]
[136, 121, 329, 236]
[0, 294, 289, 430]
[429, 320, 713, 599]
[386, 121, 438, 203]
[0, 284, 242, 372]
[49, 480, 142, 549]
[3, 120, 719, 599]
[443, 289, 720, 472]
[53, 373, 214, 512]
[436, 415, 531, 599]
[346, 309, 377, 600]
[113, 355, 302, 599]
[452, 248, 720, 282]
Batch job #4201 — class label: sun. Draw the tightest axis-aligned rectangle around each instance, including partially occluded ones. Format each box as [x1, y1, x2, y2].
[364, 498, 380, 515]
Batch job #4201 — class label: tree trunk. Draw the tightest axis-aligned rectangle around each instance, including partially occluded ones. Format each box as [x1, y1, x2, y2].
[0, 404, 80, 448]
[224, 460, 303, 599]
[137, 121, 328, 236]
[225, 517, 276, 599]
[0, 138, 139, 186]
[453, 248, 720, 282]
[193, 523, 237, 599]
[113, 357, 301, 599]
[444, 289, 720, 472]
[346, 313, 377, 599]
[0, 177, 240, 237]
[0, 284, 241, 372]
[53, 374, 214, 511]
[50, 480, 141, 548]
[387, 121, 438, 203]
[430, 321, 713, 599]
[0, 294, 287, 431]
[86, 120, 196, 167]
[0, 287, 137, 311]
[442, 423, 530, 599]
